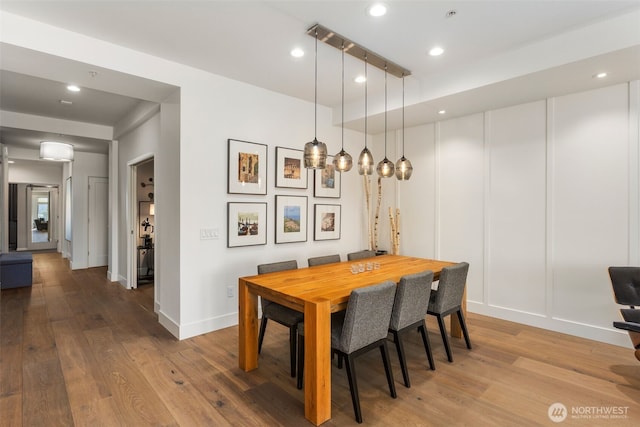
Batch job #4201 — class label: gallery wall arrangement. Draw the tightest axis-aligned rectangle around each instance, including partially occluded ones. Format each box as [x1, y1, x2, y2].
[227, 138, 342, 247]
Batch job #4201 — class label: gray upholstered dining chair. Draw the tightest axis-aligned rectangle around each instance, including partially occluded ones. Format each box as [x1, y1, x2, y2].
[608, 266, 640, 361]
[347, 250, 376, 261]
[389, 270, 436, 388]
[297, 281, 397, 423]
[257, 260, 302, 377]
[308, 254, 341, 267]
[427, 262, 472, 362]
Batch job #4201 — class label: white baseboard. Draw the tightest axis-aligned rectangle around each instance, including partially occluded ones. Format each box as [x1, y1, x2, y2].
[468, 301, 630, 348]
[117, 274, 128, 288]
[158, 310, 180, 339]
[175, 312, 238, 340]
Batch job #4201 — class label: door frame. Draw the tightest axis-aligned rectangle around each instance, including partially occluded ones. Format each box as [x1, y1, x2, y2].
[26, 184, 59, 251]
[127, 153, 155, 291]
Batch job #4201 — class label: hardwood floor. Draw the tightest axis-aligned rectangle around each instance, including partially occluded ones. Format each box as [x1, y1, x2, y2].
[1, 252, 639, 426]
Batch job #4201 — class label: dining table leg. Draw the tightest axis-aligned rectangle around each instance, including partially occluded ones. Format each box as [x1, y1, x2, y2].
[304, 299, 332, 426]
[238, 278, 259, 371]
[449, 285, 467, 338]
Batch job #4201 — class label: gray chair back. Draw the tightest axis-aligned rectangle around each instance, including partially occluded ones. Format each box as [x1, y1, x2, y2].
[335, 281, 396, 354]
[390, 270, 434, 331]
[258, 260, 297, 275]
[428, 262, 469, 314]
[608, 267, 640, 307]
[257, 260, 298, 309]
[347, 250, 376, 261]
[308, 254, 341, 267]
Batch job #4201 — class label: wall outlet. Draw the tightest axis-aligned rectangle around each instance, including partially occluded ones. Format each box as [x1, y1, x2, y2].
[227, 285, 234, 298]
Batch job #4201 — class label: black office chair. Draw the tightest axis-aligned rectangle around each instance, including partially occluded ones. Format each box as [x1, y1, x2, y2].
[427, 262, 472, 362]
[608, 266, 640, 361]
[257, 260, 302, 377]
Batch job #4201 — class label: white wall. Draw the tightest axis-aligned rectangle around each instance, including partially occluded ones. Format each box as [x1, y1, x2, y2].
[400, 82, 640, 347]
[117, 111, 160, 284]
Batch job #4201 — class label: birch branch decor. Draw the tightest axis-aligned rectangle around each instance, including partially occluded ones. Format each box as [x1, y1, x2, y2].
[389, 207, 400, 255]
[363, 175, 373, 250]
[373, 176, 382, 251]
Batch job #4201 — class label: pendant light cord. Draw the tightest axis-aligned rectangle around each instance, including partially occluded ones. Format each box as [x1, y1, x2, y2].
[341, 42, 345, 150]
[314, 29, 318, 140]
[384, 65, 388, 158]
[364, 54, 368, 148]
[402, 74, 405, 157]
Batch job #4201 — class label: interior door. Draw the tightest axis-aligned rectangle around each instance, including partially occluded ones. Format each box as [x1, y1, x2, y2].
[26, 185, 58, 251]
[88, 176, 109, 267]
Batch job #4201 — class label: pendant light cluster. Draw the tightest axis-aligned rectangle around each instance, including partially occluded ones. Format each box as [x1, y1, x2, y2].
[304, 24, 413, 181]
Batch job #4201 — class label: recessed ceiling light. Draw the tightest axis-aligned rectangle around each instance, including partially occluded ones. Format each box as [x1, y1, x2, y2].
[8, 160, 15, 164]
[438, 110, 446, 115]
[446, 10, 457, 18]
[368, 3, 387, 17]
[67, 84, 80, 92]
[594, 72, 607, 78]
[429, 47, 445, 56]
[354, 75, 367, 83]
[59, 99, 73, 105]
[290, 48, 304, 58]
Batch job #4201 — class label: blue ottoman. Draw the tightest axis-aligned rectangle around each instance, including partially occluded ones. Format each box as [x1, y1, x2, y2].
[0, 252, 33, 289]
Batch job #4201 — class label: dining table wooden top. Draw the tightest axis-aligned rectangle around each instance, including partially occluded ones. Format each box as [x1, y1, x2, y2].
[239, 254, 457, 313]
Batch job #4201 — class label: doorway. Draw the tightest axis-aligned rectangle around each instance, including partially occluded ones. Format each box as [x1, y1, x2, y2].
[128, 156, 155, 291]
[26, 185, 58, 251]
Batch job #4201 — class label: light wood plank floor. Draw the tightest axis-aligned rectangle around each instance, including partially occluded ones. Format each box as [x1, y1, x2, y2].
[1, 252, 639, 426]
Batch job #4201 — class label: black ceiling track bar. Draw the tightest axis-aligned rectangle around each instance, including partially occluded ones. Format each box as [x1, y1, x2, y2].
[307, 24, 411, 78]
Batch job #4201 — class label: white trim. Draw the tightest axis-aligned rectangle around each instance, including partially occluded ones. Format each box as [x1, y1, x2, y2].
[468, 302, 630, 348]
[545, 98, 554, 319]
[177, 312, 238, 340]
[629, 80, 640, 266]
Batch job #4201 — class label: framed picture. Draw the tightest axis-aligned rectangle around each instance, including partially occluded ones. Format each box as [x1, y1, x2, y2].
[314, 204, 341, 241]
[275, 195, 308, 243]
[228, 139, 267, 195]
[276, 147, 308, 189]
[314, 156, 341, 198]
[227, 202, 267, 247]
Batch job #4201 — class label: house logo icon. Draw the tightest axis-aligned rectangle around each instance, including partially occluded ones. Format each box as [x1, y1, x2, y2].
[548, 402, 567, 423]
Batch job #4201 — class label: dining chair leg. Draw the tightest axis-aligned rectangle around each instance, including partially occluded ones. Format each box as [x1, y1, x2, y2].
[418, 321, 436, 370]
[436, 314, 453, 362]
[258, 317, 268, 354]
[344, 353, 363, 424]
[297, 334, 304, 390]
[380, 342, 397, 399]
[289, 326, 297, 377]
[391, 330, 411, 388]
[457, 310, 472, 349]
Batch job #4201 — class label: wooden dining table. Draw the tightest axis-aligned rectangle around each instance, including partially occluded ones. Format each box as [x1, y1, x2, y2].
[238, 255, 461, 426]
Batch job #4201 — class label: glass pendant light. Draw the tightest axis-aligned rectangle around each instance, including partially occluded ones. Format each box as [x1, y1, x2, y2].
[358, 54, 374, 175]
[304, 28, 328, 169]
[333, 43, 353, 172]
[377, 65, 395, 178]
[395, 74, 413, 180]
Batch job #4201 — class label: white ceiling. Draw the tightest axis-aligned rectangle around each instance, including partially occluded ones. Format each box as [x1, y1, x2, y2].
[1, 1, 639, 154]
